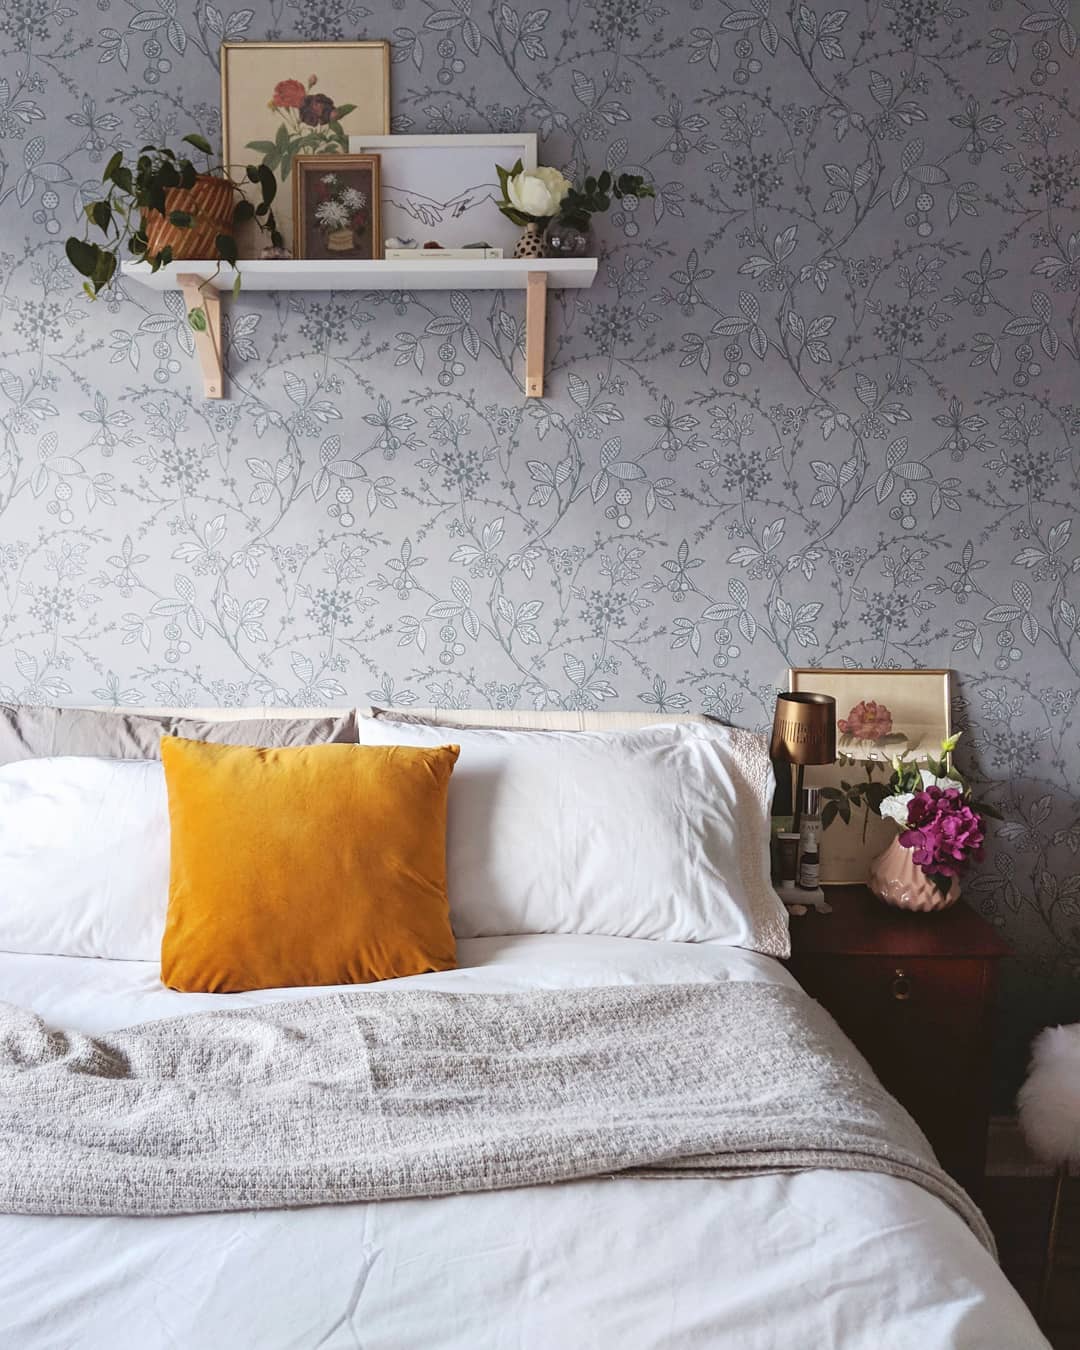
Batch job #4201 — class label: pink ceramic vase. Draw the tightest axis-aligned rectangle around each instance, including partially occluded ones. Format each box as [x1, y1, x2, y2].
[868, 835, 960, 912]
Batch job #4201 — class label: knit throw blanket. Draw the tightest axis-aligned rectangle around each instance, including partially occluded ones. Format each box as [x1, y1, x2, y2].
[0, 982, 993, 1250]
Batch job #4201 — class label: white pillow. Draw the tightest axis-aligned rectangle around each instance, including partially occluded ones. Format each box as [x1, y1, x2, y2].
[355, 717, 788, 956]
[0, 756, 169, 960]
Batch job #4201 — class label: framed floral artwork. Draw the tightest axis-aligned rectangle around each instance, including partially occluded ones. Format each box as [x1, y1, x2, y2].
[293, 156, 381, 261]
[789, 668, 952, 885]
[221, 41, 390, 255]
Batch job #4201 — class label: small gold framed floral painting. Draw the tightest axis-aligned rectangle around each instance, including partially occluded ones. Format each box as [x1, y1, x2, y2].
[221, 41, 390, 254]
[789, 667, 952, 885]
[293, 156, 381, 261]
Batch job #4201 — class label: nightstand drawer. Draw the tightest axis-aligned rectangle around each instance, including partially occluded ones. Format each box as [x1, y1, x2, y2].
[789, 953, 997, 1191]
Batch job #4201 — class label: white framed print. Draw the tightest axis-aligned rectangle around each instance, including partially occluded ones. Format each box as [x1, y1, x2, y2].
[346, 133, 537, 256]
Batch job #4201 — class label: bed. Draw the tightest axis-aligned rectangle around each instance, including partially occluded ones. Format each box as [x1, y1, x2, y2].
[0, 708, 1050, 1349]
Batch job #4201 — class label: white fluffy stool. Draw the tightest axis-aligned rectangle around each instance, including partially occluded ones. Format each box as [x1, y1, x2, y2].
[1018, 1024, 1080, 1321]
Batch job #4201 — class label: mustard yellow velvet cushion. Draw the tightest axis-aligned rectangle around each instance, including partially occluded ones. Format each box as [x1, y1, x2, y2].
[159, 736, 459, 993]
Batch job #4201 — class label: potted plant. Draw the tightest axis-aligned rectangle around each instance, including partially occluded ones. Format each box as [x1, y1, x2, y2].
[495, 162, 655, 259]
[544, 169, 654, 258]
[65, 133, 283, 313]
[494, 161, 572, 258]
[866, 735, 1000, 910]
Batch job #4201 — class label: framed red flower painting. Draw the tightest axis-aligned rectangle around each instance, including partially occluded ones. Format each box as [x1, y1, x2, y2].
[221, 41, 390, 256]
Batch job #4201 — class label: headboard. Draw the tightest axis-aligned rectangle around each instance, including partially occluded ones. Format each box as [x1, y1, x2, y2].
[117, 706, 716, 732]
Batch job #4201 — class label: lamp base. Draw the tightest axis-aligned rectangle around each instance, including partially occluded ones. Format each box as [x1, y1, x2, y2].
[775, 881, 831, 916]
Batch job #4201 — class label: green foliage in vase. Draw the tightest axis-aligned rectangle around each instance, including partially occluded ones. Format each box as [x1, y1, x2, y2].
[557, 170, 655, 231]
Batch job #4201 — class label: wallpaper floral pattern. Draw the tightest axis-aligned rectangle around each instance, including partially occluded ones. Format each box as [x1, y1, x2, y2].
[0, 1, 1078, 1086]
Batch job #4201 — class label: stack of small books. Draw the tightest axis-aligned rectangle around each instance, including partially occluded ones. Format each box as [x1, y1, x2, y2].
[384, 246, 504, 260]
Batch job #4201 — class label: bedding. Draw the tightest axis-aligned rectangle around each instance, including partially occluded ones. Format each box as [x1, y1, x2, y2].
[355, 714, 787, 955]
[159, 738, 459, 992]
[0, 936, 1049, 1350]
[0, 981, 986, 1242]
[0, 756, 169, 960]
[0, 703, 358, 764]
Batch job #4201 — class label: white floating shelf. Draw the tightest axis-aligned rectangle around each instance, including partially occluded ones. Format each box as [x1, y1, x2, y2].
[120, 258, 597, 401]
[120, 257, 598, 292]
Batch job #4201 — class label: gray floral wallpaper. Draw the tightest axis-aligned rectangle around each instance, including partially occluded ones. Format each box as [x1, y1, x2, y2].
[0, 0, 1078, 1092]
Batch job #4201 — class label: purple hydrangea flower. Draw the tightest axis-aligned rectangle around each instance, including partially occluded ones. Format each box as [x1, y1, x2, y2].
[899, 786, 985, 878]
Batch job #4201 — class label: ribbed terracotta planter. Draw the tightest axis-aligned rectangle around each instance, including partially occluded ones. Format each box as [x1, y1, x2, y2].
[868, 835, 960, 912]
[144, 174, 234, 260]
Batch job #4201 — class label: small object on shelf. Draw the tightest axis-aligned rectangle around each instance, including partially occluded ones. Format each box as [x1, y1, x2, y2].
[384, 236, 417, 250]
[797, 785, 824, 909]
[775, 831, 828, 915]
[543, 217, 592, 259]
[798, 842, 820, 891]
[386, 247, 503, 260]
[513, 222, 544, 258]
[776, 832, 800, 890]
[422, 240, 443, 249]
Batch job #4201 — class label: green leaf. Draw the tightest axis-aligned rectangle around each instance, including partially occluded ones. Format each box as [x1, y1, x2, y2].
[103, 150, 123, 183]
[256, 164, 276, 204]
[182, 132, 213, 155]
[65, 237, 99, 278]
[167, 210, 193, 228]
[334, 103, 356, 118]
[216, 233, 238, 267]
[232, 270, 243, 299]
[245, 140, 277, 155]
[89, 199, 112, 234]
[92, 250, 116, 291]
[232, 199, 255, 224]
[188, 306, 208, 332]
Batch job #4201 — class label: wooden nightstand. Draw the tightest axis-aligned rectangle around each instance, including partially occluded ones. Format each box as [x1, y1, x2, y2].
[786, 885, 1011, 1198]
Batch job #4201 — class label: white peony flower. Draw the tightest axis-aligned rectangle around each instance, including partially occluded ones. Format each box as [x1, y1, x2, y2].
[919, 768, 963, 792]
[315, 199, 350, 230]
[341, 187, 367, 211]
[506, 166, 571, 221]
[879, 793, 914, 825]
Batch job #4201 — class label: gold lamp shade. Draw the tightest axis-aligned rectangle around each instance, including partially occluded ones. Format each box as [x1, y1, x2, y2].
[770, 691, 837, 766]
[770, 691, 837, 837]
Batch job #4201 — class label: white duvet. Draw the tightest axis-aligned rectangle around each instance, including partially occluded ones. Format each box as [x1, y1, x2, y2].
[0, 935, 1047, 1350]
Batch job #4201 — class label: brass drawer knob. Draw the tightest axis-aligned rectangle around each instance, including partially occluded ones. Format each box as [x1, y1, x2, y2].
[892, 969, 912, 1001]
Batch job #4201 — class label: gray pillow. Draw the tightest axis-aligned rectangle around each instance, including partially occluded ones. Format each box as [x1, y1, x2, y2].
[0, 705, 359, 764]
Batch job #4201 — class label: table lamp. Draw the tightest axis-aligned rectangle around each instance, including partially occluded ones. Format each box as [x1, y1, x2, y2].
[770, 691, 836, 915]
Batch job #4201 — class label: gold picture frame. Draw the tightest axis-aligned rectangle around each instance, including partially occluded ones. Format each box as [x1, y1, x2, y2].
[221, 40, 390, 255]
[789, 667, 952, 885]
[293, 155, 381, 261]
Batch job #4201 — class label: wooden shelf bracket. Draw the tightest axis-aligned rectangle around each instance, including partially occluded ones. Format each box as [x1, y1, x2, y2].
[124, 259, 598, 402]
[177, 273, 224, 400]
[525, 270, 547, 398]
